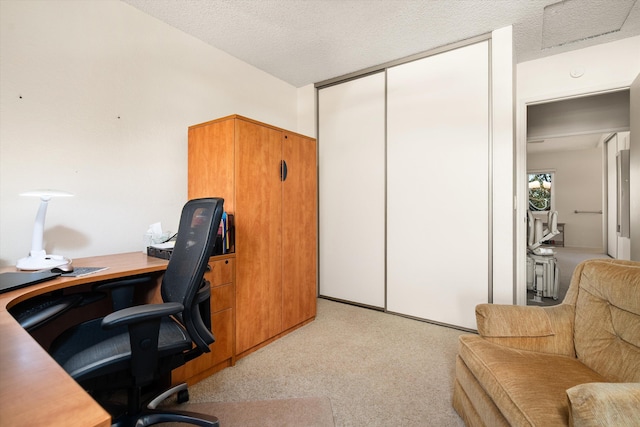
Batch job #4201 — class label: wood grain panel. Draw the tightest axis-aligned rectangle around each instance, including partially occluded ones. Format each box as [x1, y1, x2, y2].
[172, 308, 233, 385]
[211, 283, 234, 313]
[282, 133, 317, 330]
[208, 257, 234, 287]
[188, 118, 235, 212]
[234, 119, 283, 354]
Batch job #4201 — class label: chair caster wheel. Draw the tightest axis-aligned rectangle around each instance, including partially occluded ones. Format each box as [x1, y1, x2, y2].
[177, 389, 190, 403]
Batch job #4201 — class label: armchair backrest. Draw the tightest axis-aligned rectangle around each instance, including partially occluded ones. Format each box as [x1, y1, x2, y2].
[161, 198, 224, 351]
[569, 259, 640, 382]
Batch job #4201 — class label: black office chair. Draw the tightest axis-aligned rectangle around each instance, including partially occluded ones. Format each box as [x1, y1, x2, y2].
[49, 198, 224, 427]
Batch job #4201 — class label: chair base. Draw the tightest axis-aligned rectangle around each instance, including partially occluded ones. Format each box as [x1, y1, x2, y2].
[100, 383, 219, 427]
[146, 383, 189, 409]
[112, 409, 219, 427]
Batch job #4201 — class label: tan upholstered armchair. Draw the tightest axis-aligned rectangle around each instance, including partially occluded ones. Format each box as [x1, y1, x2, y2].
[453, 259, 640, 426]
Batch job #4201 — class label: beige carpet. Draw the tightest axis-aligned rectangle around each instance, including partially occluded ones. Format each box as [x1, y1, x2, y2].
[163, 396, 334, 426]
[184, 298, 466, 426]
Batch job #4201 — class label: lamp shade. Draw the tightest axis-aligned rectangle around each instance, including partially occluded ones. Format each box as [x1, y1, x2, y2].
[20, 189, 74, 200]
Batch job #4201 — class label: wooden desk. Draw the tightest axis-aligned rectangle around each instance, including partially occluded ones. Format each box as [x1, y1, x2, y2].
[0, 252, 169, 427]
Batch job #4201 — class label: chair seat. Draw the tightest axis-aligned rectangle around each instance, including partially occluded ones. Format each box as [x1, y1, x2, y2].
[51, 317, 191, 382]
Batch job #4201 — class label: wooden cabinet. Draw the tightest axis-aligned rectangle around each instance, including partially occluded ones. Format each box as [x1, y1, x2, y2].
[188, 115, 317, 358]
[172, 255, 235, 385]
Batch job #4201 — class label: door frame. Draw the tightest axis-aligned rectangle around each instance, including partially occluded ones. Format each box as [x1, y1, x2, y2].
[515, 85, 632, 306]
[605, 133, 617, 258]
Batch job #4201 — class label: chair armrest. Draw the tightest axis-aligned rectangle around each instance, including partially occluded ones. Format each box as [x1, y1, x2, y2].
[94, 277, 152, 291]
[476, 303, 576, 356]
[101, 302, 184, 384]
[101, 302, 183, 329]
[95, 276, 154, 311]
[567, 383, 640, 427]
[10, 293, 84, 331]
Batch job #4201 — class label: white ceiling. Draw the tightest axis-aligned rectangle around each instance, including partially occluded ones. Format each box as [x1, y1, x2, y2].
[120, 0, 640, 88]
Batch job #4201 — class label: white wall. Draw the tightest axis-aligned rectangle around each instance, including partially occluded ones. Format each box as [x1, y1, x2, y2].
[528, 148, 603, 249]
[297, 85, 317, 138]
[517, 36, 640, 101]
[515, 36, 640, 304]
[490, 26, 515, 304]
[0, 0, 300, 267]
[631, 74, 640, 262]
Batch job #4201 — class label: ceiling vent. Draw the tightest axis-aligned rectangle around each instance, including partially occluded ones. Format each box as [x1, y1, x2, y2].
[542, 0, 636, 49]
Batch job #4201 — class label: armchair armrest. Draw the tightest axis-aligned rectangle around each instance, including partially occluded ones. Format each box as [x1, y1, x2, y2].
[476, 303, 576, 356]
[567, 383, 640, 427]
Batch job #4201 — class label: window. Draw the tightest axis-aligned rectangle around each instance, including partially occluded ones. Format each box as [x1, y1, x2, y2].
[528, 172, 553, 211]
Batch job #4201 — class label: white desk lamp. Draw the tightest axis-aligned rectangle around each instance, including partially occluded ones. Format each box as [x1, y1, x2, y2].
[16, 189, 74, 270]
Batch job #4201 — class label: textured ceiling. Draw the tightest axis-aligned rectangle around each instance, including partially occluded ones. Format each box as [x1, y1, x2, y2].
[121, 0, 640, 88]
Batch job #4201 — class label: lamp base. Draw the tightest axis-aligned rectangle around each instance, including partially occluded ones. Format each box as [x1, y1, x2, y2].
[16, 254, 71, 271]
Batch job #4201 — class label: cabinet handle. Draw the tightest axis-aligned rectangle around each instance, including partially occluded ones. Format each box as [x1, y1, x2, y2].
[281, 160, 288, 181]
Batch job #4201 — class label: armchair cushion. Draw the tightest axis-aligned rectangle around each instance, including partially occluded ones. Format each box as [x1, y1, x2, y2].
[458, 335, 606, 426]
[567, 383, 640, 427]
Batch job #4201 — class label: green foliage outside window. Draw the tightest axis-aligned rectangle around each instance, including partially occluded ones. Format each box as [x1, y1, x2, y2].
[529, 173, 552, 211]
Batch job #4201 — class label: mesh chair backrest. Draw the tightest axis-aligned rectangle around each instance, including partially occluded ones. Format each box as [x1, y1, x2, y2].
[161, 198, 224, 346]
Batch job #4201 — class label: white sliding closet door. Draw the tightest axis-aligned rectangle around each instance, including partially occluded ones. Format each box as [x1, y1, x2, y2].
[318, 72, 386, 308]
[387, 41, 490, 329]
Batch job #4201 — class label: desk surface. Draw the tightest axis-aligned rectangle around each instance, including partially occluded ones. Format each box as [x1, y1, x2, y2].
[0, 252, 169, 427]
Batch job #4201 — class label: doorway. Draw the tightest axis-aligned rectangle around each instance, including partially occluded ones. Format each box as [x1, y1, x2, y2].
[523, 90, 631, 306]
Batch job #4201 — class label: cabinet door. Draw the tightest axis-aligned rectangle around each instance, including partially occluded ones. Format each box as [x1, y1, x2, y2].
[282, 132, 317, 330]
[234, 119, 283, 354]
